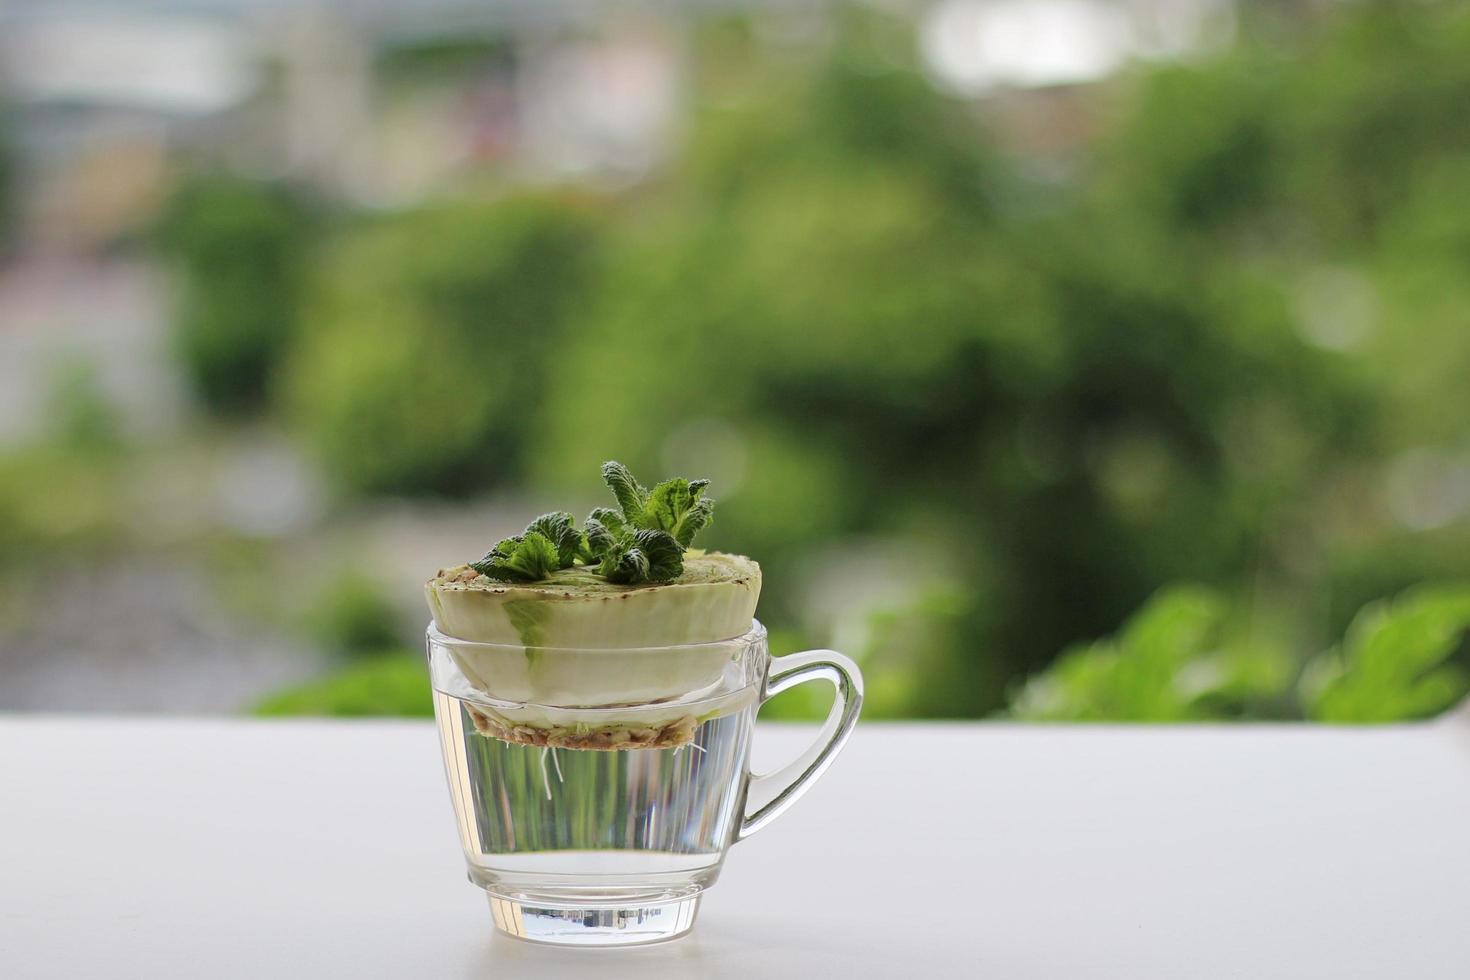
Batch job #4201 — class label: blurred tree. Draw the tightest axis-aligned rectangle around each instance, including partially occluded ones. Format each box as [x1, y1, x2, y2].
[44, 355, 120, 452]
[1190, 0, 1470, 641]
[537, 10, 1375, 708]
[285, 194, 603, 494]
[303, 573, 405, 659]
[376, 36, 514, 86]
[156, 173, 316, 414]
[1277, 1, 1470, 251]
[257, 2, 1470, 721]
[854, 588, 1005, 719]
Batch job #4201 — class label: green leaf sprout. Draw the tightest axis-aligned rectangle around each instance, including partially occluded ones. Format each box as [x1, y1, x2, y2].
[599, 461, 716, 547]
[600, 461, 648, 527]
[467, 462, 715, 585]
[524, 511, 585, 568]
[582, 506, 626, 561]
[598, 527, 686, 584]
[471, 532, 563, 582]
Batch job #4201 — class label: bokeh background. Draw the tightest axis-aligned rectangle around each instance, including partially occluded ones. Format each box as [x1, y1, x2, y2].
[2, 0, 1468, 723]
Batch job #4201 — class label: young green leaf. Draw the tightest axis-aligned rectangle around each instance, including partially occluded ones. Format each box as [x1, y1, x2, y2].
[599, 529, 685, 584]
[601, 461, 648, 524]
[471, 532, 561, 582]
[600, 540, 649, 583]
[645, 478, 715, 546]
[587, 506, 626, 536]
[637, 529, 685, 581]
[582, 513, 620, 562]
[472, 535, 522, 570]
[524, 511, 584, 568]
[598, 462, 717, 549]
[673, 495, 714, 547]
[583, 506, 627, 558]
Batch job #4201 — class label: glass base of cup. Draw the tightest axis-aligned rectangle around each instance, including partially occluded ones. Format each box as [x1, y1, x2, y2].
[488, 894, 701, 947]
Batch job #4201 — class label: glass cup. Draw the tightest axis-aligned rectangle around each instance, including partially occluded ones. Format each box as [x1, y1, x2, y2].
[426, 620, 862, 946]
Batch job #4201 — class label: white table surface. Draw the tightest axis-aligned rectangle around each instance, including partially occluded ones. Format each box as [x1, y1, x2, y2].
[3, 713, 1469, 979]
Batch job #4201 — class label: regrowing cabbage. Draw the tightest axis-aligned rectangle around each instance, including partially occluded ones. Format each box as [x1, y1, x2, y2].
[424, 462, 761, 717]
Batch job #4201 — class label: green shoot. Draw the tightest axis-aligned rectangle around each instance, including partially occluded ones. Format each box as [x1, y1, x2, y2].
[524, 512, 585, 568]
[599, 461, 715, 546]
[600, 461, 648, 525]
[599, 528, 685, 584]
[466, 462, 716, 585]
[471, 533, 562, 582]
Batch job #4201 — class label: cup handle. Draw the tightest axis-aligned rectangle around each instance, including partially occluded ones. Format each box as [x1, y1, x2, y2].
[737, 649, 864, 842]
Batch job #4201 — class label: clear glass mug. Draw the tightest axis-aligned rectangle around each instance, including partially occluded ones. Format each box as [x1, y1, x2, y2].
[426, 620, 862, 946]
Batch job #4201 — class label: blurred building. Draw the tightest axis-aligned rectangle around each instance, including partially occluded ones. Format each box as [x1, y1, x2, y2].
[0, 0, 684, 443]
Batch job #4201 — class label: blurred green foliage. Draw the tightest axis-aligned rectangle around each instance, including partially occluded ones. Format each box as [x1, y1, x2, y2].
[156, 173, 315, 414]
[0, 448, 125, 567]
[251, 581, 1470, 724]
[1302, 586, 1470, 722]
[44, 356, 120, 452]
[532, 11, 1382, 700]
[856, 589, 1001, 719]
[376, 36, 513, 86]
[302, 573, 404, 659]
[253, 653, 432, 717]
[1013, 582, 1470, 723]
[284, 195, 602, 494]
[1012, 586, 1290, 722]
[148, 1, 1470, 722]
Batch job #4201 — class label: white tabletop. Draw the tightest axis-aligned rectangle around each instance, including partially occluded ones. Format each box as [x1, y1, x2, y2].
[2, 713, 1468, 979]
